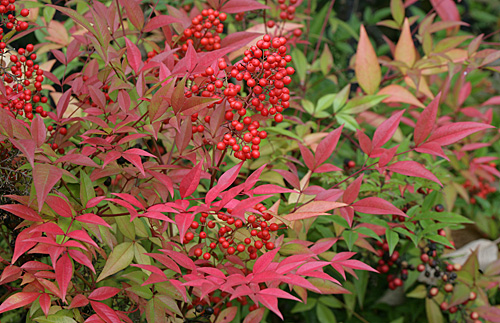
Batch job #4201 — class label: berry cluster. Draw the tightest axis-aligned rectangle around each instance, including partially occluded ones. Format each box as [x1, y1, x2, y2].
[463, 175, 497, 205]
[185, 203, 282, 262]
[276, 0, 298, 21]
[0, 3, 29, 31]
[374, 240, 415, 290]
[178, 9, 227, 52]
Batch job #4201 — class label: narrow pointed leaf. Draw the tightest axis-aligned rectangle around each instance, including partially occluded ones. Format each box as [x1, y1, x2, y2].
[372, 110, 405, 149]
[355, 25, 381, 94]
[427, 122, 494, 146]
[96, 242, 134, 282]
[34, 164, 63, 212]
[352, 197, 406, 216]
[415, 93, 441, 146]
[388, 161, 442, 186]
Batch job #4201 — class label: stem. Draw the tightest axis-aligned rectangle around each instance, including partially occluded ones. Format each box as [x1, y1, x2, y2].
[312, 0, 335, 64]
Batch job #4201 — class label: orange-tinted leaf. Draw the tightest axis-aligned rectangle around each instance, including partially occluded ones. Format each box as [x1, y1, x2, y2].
[395, 18, 416, 68]
[355, 25, 381, 94]
[378, 84, 425, 108]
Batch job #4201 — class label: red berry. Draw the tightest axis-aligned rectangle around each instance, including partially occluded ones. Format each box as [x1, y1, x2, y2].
[194, 248, 203, 257]
[20, 8, 29, 17]
[203, 252, 211, 260]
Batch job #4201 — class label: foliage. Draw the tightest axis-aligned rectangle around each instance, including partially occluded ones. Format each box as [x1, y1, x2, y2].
[0, 0, 499, 322]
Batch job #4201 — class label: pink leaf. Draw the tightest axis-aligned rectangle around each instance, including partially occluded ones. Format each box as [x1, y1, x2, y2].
[430, 0, 460, 22]
[122, 153, 146, 176]
[253, 247, 280, 273]
[258, 288, 300, 301]
[111, 193, 144, 210]
[357, 130, 372, 155]
[67, 230, 99, 248]
[343, 174, 364, 204]
[10, 139, 35, 168]
[388, 161, 442, 186]
[352, 197, 406, 217]
[252, 184, 296, 194]
[221, 0, 270, 13]
[91, 301, 121, 323]
[34, 164, 63, 212]
[256, 294, 282, 320]
[56, 154, 99, 167]
[39, 293, 51, 316]
[76, 213, 111, 228]
[206, 162, 243, 204]
[56, 89, 72, 120]
[69, 294, 89, 309]
[175, 212, 195, 244]
[0, 292, 40, 313]
[242, 307, 265, 323]
[244, 164, 267, 191]
[415, 142, 449, 160]
[315, 125, 344, 167]
[414, 93, 441, 146]
[30, 115, 46, 147]
[179, 162, 202, 198]
[69, 249, 95, 273]
[298, 144, 315, 171]
[55, 253, 73, 303]
[88, 287, 121, 301]
[427, 122, 494, 146]
[161, 249, 196, 270]
[125, 38, 142, 74]
[143, 15, 181, 32]
[314, 163, 342, 173]
[372, 110, 405, 150]
[46, 195, 73, 218]
[29, 222, 64, 235]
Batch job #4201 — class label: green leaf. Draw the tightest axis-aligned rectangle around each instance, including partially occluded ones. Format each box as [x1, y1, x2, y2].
[292, 298, 317, 313]
[336, 113, 359, 131]
[34, 315, 78, 323]
[302, 99, 315, 115]
[291, 48, 308, 83]
[407, 284, 427, 299]
[116, 215, 136, 240]
[320, 45, 334, 75]
[353, 270, 368, 308]
[390, 0, 405, 25]
[134, 242, 151, 266]
[342, 230, 358, 251]
[333, 84, 350, 112]
[426, 234, 454, 248]
[316, 303, 337, 323]
[386, 230, 399, 255]
[342, 95, 388, 114]
[355, 227, 382, 241]
[266, 127, 303, 142]
[79, 170, 95, 207]
[318, 296, 343, 308]
[97, 242, 134, 282]
[426, 297, 444, 323]
[413, 212, 474, 224]
[316, 94, 336, 113]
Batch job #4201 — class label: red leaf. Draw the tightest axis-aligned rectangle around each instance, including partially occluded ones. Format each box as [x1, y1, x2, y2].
[160, 249, 196, 270]
[215, 306, 238, 323]
[206, 162, 243, 204]
[352, 197, 406, 217]
[259, 288, 300, 301]
[315, 125, 343, 167]
[0, 204, 42, 222]
[244, 164, 266, 191]
[118, 0, 144, 30]
[56, 89, 72, 120]
[143, 15, 181, 32]
[175, 212, 195, 244]
[69, 249, 95, 273]
[314, 163, 342, 173]
[414, 93, 441, 146]
[415, 142, 449, 160]
[147, 170, 174, 197]
[343, 174, 364, 204]
[69, 294, 89, 309]
[179, 162, 202, 198]
[122, 153, 146, 176]
[372, 110, 405, 150]
[253, 247, 279, 273]
[356, 130, 372, 155]
[256, 294, 282, 320]
[9, 139, 35, 168]
[46, 195, 73, 218]
[273, 169, 300, 189]
[56, 154, 99, 167]
[76, 213, 111, 228]
[252, 184, 296, 194]
[91, 301, 122, 323]
[0, 292, 40, 313]
[298, 144, 315, 171]
[55, 253, 73, 303]
[124, 38, 142, 74]
[39, 293, 51, 316]
[12, 230, 40, 263]
[30, 115, 46, 147]
[427, 122, 494, 146]
[29, 222, 64, 235]
[67, 230, 99, 248]
[88, 287, 121, 301]
[221, 0, 270, 13]
[388, 161, 442, 186]
[34, 164, 63, 212]
[111, 193, 144, 210]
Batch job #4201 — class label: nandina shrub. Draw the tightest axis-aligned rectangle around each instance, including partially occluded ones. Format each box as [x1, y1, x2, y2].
[0, 0, 499, 322]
